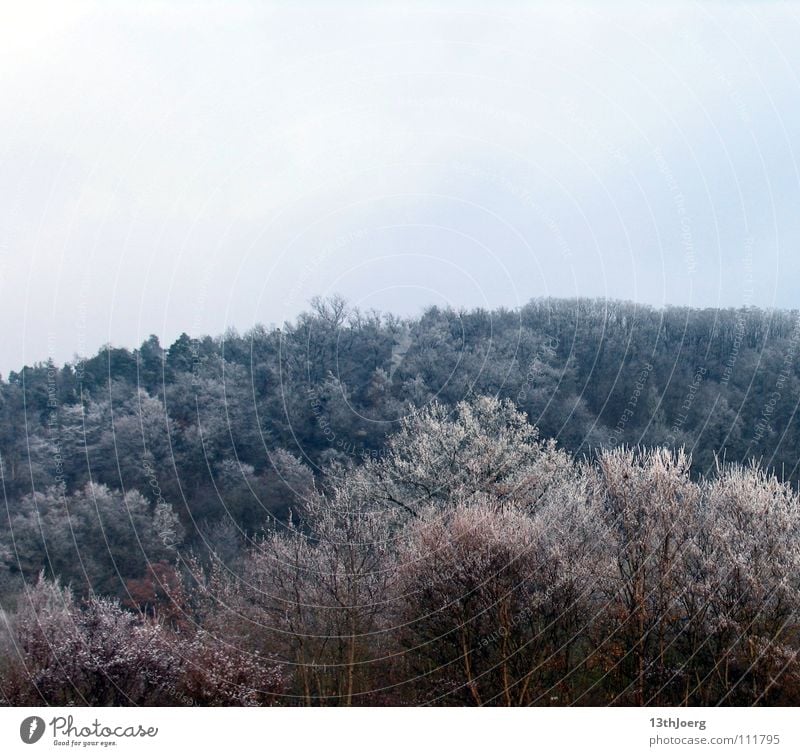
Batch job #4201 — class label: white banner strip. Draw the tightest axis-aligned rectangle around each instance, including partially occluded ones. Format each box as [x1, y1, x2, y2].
[0, 707, 797, 756]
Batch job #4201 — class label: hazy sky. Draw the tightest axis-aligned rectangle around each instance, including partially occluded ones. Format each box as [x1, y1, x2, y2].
[2, 1, 800, 375]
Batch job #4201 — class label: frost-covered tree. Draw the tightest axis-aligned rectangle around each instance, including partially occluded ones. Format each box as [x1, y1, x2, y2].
[395, 487, 596, 706]
[354, 395, 573, 518]
[695, 464, 800, 704]
[587, 447, 701, 705]
[0, 576, 179, 705]
[1, 483, 183, 598]
[0, 574, 287, 707]
[208, 478, 396, 705]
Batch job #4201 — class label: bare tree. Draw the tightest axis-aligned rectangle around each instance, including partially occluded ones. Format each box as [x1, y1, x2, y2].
[588, 447, 700, 705]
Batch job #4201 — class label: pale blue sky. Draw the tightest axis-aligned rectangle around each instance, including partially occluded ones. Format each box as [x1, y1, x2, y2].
[2, 1, 800, 374]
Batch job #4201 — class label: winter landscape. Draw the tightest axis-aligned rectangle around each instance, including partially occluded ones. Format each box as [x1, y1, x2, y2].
[2, 2, 800, 721]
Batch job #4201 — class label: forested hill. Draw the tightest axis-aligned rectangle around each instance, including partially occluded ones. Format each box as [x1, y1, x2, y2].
[2, 296, 799, 562]
[4, 296, 800, 706]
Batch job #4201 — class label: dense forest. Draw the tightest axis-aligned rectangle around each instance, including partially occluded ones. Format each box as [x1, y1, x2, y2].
[2, 297, 800, 705]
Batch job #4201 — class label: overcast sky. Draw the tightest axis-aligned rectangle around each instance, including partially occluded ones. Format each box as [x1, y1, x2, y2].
[2, 1, 800, 375]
